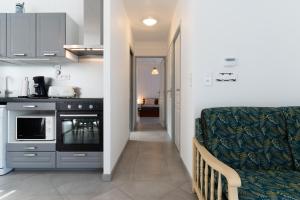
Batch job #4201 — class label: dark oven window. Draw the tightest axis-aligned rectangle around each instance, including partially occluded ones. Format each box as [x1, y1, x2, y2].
[17, 118, 46, 140]
[62, 118, 101, 145]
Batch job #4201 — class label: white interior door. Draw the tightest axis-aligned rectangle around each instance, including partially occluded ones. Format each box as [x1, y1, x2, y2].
[159, 59, 165, 127]
[166, 46, 174, 139]
[174, 33, 181, 152]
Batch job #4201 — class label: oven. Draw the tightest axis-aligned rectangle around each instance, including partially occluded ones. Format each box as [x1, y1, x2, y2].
[56, 100, 103, 152]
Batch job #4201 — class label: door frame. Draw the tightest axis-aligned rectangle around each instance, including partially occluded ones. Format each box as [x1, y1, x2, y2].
[170, 27, 181, 147]
[132, 56, 167, 129]
[129, 48, 136, 131]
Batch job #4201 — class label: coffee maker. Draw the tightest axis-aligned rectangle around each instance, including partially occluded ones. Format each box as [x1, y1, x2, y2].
[32, 76, 48, 98]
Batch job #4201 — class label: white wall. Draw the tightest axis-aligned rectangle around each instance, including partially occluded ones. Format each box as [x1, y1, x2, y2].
[170, 0, 300, 177]
[103, 0, 132, 176]
[0, 0, 103, 98]
[135, 41, 168, 57]
[136, 58, 163, 99]
[167, 0, 195, 177]
[194, 0, 300, 112]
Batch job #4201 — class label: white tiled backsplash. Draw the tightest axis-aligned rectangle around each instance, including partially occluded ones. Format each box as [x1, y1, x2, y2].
[0, 59, 104, 98]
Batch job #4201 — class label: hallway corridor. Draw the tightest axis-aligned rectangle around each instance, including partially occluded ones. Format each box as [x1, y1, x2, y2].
[112, 130, 196, 199]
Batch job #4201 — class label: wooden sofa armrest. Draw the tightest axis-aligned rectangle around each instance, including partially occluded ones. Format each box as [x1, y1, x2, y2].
[193, 138, 241, 200]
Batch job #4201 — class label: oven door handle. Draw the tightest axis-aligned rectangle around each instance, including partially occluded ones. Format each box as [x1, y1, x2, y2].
[59, 114, 98, 117]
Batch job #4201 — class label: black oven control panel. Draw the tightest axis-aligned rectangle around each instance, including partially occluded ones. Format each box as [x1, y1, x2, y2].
[56, 99, 103, 111]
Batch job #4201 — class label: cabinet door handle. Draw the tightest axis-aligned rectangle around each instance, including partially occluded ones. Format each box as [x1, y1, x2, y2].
[24, 147, 37, 150]
[73, 153, 87, 157]
[60, 114, 98, 117]
[23, 105, 38, 108]
[14, 53, 26, 56]
[24, 153, 37, 157]
[43, 53, 56, 57]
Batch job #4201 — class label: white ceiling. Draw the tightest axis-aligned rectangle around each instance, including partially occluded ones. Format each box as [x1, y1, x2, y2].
[123, 0, 178, 43]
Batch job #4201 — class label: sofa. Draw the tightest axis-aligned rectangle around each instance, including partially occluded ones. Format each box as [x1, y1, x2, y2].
[193, 107, 300, 200]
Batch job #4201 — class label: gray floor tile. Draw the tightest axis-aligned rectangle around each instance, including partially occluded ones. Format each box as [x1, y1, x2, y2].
[120, 181, 175, 200]
[90, 188, 133, 200]
[0, 130, 196, 200]
[161, 188, 197, 200]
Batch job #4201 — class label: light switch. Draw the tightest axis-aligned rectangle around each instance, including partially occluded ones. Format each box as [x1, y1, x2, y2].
[204, 74, 213, 86]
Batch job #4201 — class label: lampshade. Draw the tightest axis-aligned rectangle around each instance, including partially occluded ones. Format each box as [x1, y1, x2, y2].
[137, 97, 143, 105]
[151, 67, 159, 75]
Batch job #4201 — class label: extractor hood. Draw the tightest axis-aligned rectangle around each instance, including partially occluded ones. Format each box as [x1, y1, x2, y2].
[64, 0, 103, 57]
[64, 45, 103, 56]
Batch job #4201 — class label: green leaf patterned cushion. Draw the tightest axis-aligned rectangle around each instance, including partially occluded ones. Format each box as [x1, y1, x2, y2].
[201, 107, 293, 170]
[195, 118, 204, 143]
[283, 107, 300, 170]
[236, 170, 300, 200]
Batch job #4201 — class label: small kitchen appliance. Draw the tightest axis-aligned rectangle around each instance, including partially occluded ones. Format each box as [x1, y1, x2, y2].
[48, 86, 75, 98]
[16, 116, 55, 141]
[33, 76, 48, 98]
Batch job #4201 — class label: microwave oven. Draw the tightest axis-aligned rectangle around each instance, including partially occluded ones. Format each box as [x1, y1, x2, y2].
[16, 116, 55, 141]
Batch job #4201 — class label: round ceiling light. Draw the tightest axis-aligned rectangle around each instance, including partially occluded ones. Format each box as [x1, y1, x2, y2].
[143, 17, 158, 27]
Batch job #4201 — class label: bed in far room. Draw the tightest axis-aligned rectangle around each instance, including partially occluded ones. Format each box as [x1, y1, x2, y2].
[138, 98, 160, 117]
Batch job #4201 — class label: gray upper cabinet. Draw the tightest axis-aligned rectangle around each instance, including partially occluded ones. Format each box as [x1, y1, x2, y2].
[7, 13, 36, 58]
[0, 14, 6, 57]
[37, 13, 66, 57]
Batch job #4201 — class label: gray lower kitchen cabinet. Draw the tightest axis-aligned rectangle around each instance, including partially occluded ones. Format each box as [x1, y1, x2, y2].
[6, 143, 56, 169]
[7, 152, 56, 169]
[7, 102, 56, 111]
[57, 152, 103, 169]
[0, 14, 6, 57]
[7, 13, 36, 58]
[7, 143, 56, 152]
[37, 13, 66, 57]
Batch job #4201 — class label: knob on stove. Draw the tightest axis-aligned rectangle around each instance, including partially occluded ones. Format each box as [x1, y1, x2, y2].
[78, 104, 83, 109]
[89, 105, 94, 109]
[67, 105, 72, 109]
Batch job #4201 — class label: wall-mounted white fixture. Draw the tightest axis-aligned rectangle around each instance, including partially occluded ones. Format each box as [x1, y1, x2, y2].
[143, 17, 158, 27]
[216, 72, 237, 82]
[54, 65, 62, 76]
[151, 67, 159, 75]
[224, 58, 238, 67]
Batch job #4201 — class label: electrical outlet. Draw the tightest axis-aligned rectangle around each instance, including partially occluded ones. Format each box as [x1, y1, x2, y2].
[57, 74, 71, 81]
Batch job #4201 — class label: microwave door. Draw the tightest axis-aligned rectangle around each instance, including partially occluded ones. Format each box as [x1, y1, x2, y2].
[17, 118, 46, 140]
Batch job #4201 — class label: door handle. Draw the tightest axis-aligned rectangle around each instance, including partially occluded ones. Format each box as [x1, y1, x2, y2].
[23, 105, 38, 108]
[23, 153, 37, 157]
[43, 53, 56, 57]
[24, 147, 37, 150]
[14, 53, 26, 56]
[60, 114, 98, 117]
[73, 153, 87, 157]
